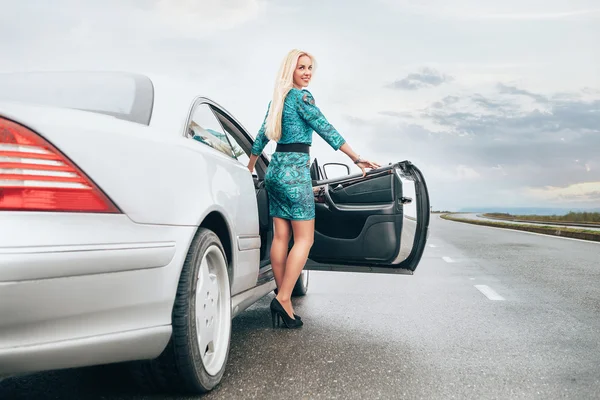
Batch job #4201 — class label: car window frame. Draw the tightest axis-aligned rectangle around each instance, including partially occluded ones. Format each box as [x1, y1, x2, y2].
[183, 96, 270, 178]
[184, 99, 238, 160]
[211, 110, 251, 166]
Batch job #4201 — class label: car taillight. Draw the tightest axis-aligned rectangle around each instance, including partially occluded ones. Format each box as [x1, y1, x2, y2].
[0, 117, 120, 213]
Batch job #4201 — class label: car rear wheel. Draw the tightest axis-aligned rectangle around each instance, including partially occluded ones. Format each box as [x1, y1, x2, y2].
[129, 228, 232, 394]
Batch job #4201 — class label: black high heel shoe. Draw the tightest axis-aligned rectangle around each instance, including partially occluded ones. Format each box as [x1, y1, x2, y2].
[273, 289, 301, 320]
[270, 298, 303, 329]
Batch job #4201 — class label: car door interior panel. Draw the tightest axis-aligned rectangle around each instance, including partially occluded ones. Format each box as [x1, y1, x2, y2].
[328, 174, 395, 205]
[312, 214, 403, 261]
[253, 178, 272, 262]
[310, 169, 402, 262]
[308, 160, 430, 274]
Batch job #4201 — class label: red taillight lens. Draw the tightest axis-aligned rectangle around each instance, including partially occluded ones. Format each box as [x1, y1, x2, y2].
[0, 117, 120, 213]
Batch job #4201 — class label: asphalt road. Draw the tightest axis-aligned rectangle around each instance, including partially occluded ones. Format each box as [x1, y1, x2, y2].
[2, 215, 600, 399]
[456, 212, 600, 231]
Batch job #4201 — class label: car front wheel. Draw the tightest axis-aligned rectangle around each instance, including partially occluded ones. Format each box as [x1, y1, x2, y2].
[130, 228, 232, 394]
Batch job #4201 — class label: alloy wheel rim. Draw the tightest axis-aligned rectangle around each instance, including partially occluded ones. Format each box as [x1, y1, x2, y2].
[195, 244, 231, 376]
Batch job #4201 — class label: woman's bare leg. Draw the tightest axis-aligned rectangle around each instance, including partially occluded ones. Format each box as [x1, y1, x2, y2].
[271, 217, 292, 291]
[275, 219, 315, 318]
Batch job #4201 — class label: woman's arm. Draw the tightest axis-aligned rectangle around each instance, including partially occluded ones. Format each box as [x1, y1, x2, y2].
[247, 153, 260, 173]
[296, 91, 346, 151]
[339, 142, 380, 176]
[247, 103, 271, 172]
[297, 91, 380, 176]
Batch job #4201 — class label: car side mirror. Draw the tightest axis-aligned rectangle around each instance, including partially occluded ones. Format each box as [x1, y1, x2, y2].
[322, 162, 350, 179]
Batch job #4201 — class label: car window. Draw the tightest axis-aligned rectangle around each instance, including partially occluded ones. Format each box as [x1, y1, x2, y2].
[220, 124, 249, 166]
[227, 133, 249, 166]
[209, 106, 254, 167]
[188, 103, 235, 158]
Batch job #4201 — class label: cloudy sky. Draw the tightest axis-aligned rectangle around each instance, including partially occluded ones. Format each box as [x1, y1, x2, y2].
[1, 0, 599, 211]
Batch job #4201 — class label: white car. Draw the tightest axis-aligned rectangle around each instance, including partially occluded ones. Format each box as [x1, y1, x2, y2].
[0, 71, 430, 394]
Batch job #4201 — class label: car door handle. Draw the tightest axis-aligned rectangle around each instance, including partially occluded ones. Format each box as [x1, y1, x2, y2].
[400, 197, 412, 204]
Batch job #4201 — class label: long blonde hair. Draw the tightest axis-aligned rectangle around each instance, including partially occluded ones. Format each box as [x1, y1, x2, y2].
[265, 49, 316, 141]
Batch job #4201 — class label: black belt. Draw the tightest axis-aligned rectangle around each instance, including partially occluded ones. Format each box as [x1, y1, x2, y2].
[275, 143, 310, 154]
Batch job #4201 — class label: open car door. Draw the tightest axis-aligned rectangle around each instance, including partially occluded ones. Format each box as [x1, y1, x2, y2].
[306, 160, 430, 275]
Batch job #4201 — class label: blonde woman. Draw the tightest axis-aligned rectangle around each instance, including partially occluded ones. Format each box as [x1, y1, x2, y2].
[247, 49, 380, 328]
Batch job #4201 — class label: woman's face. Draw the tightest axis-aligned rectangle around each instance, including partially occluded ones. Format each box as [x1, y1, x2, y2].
[293, 55, 313, 88]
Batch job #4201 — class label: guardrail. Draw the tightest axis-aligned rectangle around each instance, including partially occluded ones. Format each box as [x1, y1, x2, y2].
[481, 214, 600, 228]
[440, 214, 600, 243]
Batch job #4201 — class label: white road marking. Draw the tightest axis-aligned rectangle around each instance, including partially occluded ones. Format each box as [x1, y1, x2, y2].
[442, 256, 455, 263]
[428, 244, 437, 248]
[475, 285, 505, 301]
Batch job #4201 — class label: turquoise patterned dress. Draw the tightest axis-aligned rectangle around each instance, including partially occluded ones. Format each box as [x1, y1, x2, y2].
[251, 88, 346, 221]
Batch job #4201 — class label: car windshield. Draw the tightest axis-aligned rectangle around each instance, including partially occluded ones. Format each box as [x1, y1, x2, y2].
[0, 71, 154, 125]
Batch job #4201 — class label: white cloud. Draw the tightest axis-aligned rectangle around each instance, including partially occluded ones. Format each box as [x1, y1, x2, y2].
[1, 0, 599, 210]
[378, 0, 600, 20]
[472, 9, 600, 20]
[524, 182, 600, 203]
[153, 0, 265, 38]
[421, 164, 482, 182]
[456, 165, 481, 179]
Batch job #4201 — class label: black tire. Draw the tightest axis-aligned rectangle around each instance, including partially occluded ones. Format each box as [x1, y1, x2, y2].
[129, 228, 232, 394]
[291, 270, 309, 297]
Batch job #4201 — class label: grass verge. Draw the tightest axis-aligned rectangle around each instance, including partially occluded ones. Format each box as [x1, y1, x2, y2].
[482, 212, 600, 225]
[440, 213, 600, 243]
